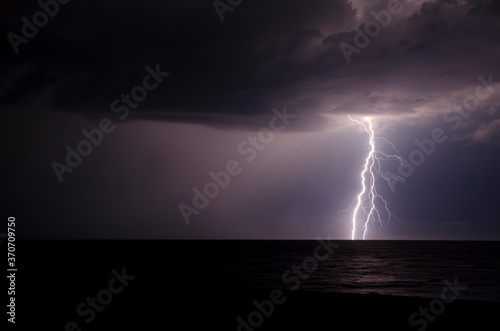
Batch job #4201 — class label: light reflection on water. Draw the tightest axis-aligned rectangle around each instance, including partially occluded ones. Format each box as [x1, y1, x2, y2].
[178, 240, 500, 302]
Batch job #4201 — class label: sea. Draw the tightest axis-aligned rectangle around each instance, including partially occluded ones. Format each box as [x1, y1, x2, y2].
[176, 240, 500, 302]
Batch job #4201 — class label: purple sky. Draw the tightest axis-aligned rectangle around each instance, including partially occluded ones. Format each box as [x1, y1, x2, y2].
[2, 0, 500, 239]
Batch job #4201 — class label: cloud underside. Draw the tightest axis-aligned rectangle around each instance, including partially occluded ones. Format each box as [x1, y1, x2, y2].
[1, 0, 499, 138]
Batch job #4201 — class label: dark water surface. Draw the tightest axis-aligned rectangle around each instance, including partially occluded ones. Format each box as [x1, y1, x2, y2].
[176, 240, 500, 302]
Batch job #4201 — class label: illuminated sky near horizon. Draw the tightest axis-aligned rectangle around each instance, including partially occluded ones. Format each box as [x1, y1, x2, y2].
[2, 0, 500, 239]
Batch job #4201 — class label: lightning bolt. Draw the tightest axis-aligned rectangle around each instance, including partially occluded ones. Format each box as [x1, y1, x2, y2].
[347, 115, 404, 240]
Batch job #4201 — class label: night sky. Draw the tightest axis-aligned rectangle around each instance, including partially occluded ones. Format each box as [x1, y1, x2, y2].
[2, 0, 500, 239]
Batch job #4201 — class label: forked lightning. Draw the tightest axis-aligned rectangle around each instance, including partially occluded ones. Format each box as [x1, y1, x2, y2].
[347, 115, 403, 240]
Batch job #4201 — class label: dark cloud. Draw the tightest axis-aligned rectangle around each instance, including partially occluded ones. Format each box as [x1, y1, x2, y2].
[1, 0, 499, 129]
